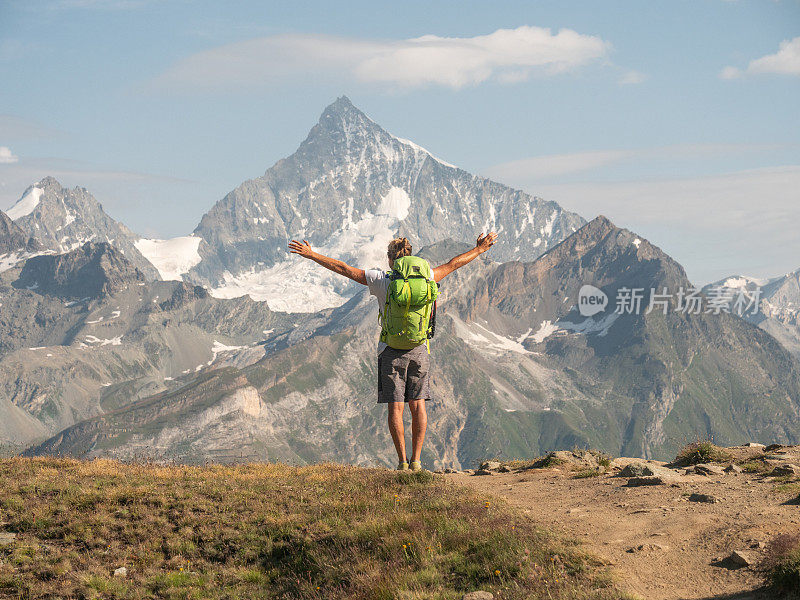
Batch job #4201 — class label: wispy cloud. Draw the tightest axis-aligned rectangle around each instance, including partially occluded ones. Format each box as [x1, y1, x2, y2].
[720, 36, 800, 79]
[533, 166, 800, 284]
[0, 147, 19, 164]
[148, 26, 612, 92]
[0, 115, 65, 141]
[52, 0, 155, 9]
[485, 150, 629, 181]
[618, 69, 648, 85]
[483, 143, 778, 184]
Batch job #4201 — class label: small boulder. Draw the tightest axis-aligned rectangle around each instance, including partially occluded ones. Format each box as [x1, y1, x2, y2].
[479, 461, 501, 471]
[729, 550, 756, 568]
[497, 465, 512, 473]
[0, 532, 16, 546]
[463, 592, 494, 600]
[694, 464, 726, 476]
[113, 567, 128, 578]
[743, 443, 765, 448]
[769, 464, 800, 477]
[619, 463, 650, 477]
[688, 493, 718, 504]
[473, 469, 493, 476]
[724, 464, 743, 474]
[625, 476, 666, 487]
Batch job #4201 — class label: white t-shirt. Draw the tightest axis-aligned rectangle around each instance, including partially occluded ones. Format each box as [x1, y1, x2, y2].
[365, 268, 391, 354]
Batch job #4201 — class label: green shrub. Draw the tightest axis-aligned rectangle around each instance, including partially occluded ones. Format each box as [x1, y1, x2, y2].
[673, 438, 732, 466]
[759, 533, 800, 598]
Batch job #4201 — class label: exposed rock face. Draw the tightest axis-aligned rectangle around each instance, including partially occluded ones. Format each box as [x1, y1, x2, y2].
[6, 177, 159, 279]
[704, 270, 800, 359]
[189, 96, 584, 311]
[14, 242, 145, 299]
[0, 242, 301, 449]
[0, 210, 40, 255]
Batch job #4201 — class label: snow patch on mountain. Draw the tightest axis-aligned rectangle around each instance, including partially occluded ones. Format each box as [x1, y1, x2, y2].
[210, 187, 411, 312]
[7, 188, 43, 221]
[134, 236, 202, 281]
[531, 312, 620, 344]
[394, 137, 457, 169]
[720, 275, 769, 289]
[450, 316, 529, 355]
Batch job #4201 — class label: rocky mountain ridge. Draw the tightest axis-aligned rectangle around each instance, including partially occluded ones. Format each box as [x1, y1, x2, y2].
[22, 217, 800, 466]
[5, 177, 160, 279]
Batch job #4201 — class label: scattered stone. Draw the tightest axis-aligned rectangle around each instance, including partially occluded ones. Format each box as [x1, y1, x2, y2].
[479, 461, 502, 471]
[627, 543, 668, 553]
[497, 465, 512, 473]
[625, 476, 666, 487]
[443, 468, 458, 474]
[765, 444, 784, 452]
[688, 493, 719, 504]
[0, 532, 16, 546]
[729, 550, 757, 568]
[724, 464, 743, 474]
[744, 443, 766, 448]
[694, 464, 726, 476]
[462, 592, 494, 600]
[769, 464, 800, 477]
[113, 567, 128, 578]
[473, 469, 493, 476]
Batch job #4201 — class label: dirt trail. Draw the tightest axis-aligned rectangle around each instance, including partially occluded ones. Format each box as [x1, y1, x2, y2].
[445, 447, 800, 600]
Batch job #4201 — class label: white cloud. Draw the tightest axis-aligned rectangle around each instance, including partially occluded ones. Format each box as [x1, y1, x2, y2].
[619, 70, 648, 85]
[149, 26, 611, 91]
[0, 147, 19, 164]
[718, 65, 742, 80]
[721, 37, 800, 79]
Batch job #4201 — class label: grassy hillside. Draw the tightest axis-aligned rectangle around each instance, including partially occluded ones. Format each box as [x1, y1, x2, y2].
[0, 459, 628, 600]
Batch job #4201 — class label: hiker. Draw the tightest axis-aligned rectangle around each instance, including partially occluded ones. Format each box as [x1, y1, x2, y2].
[288, 232, 498, 471]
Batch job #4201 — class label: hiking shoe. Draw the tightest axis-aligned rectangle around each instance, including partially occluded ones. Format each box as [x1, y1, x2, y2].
[410, 460, 422, 472]
[397, 461, 409, 471]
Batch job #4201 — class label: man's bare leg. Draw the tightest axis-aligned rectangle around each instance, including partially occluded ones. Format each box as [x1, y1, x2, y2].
[388, 402, 407, 464]
[409, 399, 427, 462]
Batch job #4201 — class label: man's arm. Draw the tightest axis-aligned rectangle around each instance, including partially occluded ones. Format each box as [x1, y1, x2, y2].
[432, 232, 498, 283]
[288, 239, 368, 285]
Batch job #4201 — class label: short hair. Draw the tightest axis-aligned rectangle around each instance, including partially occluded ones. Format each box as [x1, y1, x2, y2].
[387, 237, 412, 261]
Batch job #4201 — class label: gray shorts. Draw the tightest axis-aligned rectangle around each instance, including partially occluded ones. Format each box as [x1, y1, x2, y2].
[377, 344, 432, 403]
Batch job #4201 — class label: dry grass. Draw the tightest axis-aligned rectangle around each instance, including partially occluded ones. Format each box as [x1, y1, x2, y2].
[758, 533, 800, 598]
[672, 439, 733, 467]
[0, 458, 629, 600]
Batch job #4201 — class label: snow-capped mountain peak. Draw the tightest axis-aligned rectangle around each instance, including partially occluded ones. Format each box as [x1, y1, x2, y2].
[188, 96, 585, 312]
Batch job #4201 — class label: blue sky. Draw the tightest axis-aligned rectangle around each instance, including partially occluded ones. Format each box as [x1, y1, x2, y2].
[1, 0, 798, 284]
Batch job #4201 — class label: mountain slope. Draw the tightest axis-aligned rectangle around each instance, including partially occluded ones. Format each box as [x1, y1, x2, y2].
[5, 177, 160, 279]
[189, 96, 585, 312]
[0, 209, 43, 275]
[704, 270, 800, 360]
[26, 217, 800, 465]
[0, 243, 304, 449]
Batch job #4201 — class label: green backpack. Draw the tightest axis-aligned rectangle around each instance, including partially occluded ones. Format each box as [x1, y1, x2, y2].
[380, 255, 439, 350]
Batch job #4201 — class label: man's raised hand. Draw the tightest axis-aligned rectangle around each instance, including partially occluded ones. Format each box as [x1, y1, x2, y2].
[477, 232, 498, 253]
[288, 239, 315, 259]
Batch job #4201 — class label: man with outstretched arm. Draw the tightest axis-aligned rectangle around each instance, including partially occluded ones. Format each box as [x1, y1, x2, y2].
[288, 232, 498, 471]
